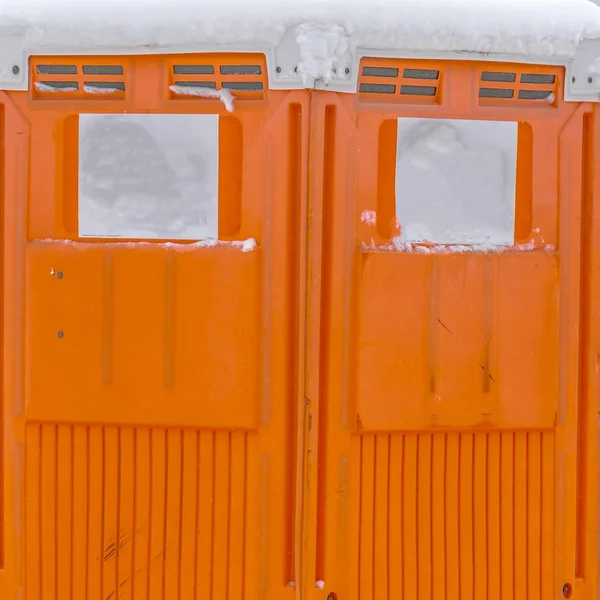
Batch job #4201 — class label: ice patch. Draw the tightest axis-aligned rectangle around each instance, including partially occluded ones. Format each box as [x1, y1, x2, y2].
[170, 85, 235, 113]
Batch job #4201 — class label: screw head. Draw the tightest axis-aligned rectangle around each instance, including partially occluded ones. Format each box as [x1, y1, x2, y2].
[589, 76, 594, 84]
[275, 66, 281, 74]
[572, 76, 576, 83]
[563, 583, 573, 598]
[57, 271, 63, 279]
[327, 594, 338, 600]
[12, 65, 19, 76]
[345, 67, 350, 75]
[57, 331, 64, 339]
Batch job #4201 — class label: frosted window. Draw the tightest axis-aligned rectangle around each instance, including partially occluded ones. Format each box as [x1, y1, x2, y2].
[78, 113, 219, 240]
[395, 118, 518, 245]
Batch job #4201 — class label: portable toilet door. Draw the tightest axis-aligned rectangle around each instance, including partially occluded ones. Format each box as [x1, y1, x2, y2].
[302, 58, 600, 600]
[0, 50, 313, 600]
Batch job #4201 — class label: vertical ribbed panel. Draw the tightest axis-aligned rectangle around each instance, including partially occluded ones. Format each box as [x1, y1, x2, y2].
[358, 431, 555, 599]
[24, 424, 249, 600]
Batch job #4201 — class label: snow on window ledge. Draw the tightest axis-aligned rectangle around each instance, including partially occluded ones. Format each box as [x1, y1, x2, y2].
[36, 238, 259, 253]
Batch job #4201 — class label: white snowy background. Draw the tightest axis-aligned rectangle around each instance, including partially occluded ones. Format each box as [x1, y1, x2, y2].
[0, 0, 598, 61]
[395, 118, 518, 245]
[78, 114, 219, 240]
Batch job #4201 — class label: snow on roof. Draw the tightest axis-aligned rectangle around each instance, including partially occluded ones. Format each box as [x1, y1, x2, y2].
[0, 0, 599, 62]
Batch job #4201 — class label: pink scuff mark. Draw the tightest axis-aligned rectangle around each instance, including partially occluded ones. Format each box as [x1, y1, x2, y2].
[361, 210, 377, 225]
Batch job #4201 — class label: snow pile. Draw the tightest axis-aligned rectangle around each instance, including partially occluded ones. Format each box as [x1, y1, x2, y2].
[295, 22, 350, 84]
[0, 0, 599, 62]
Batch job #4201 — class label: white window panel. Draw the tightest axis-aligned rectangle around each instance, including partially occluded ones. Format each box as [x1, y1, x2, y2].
[395, 117, 518, 245]
[79, 113, 219, 240]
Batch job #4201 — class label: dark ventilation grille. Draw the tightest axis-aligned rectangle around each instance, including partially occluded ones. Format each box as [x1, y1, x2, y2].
[403, 68, 439, 80]
[479, 69, 558, 104]
[36, 65, 77, 75]
[169, 55, 267, 101]
[359, 83, 396, 94]
[83, 65, 124, 75]
[173, 65, 215, 75]
[400, 85, 436, 96]
[32, 59, 127, 98]
[220, 65, 262, 75]
[358, 60, 441, 101]
[362, 66, 399, 78]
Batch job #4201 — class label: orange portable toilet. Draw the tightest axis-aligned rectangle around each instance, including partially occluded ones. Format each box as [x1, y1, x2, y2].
[0, 1, 600, 599]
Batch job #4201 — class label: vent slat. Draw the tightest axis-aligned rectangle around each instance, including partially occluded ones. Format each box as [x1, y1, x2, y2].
[520, 73, 556, 85]
[518, 89, 553, 100]
[222, 81, 264, 91]
[37, 81, 80, 90]
[174, 81, 217, 89]
[83, 65, 124, 75]
[220, 65, 262, 75]
[36, 65, 78, 75]
[403, 68, 439, 80]
[400, 85, 437, 96]
[362, 66, 399, 78]
[84, 82, 126, 91]
[481, 71, 516, 83]
[359, 83, 396, 94]
[479, 88, 515, 99]
[173, 65, 215, 75]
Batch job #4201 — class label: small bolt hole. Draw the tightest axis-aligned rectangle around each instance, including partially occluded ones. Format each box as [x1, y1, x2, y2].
[563, 583, 573, 599]
[57, 271, 63, 279]
[589, 76, 594, 84]
[58, 331, 64, 339]
[275, 66, 281, 74]
[345, 67, 350, 75]
[12, 65, 19, 76]
[327, 594, 338, 600]
[572, 76, 576, 83]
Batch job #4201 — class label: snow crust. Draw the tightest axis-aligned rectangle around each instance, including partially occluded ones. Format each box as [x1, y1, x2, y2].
[39, 238, 258, 252]
[170, 84, 234, 112]
[1, 0, 600, 62]
[364, 239, 555, 253]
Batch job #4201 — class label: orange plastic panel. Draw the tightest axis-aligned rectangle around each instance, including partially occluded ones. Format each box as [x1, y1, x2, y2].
[0, 53, 310, 600]
[302, 59, 600, 600]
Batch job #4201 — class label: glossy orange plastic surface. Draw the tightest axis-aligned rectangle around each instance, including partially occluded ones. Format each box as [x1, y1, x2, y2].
[0, 53, 598, 600]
